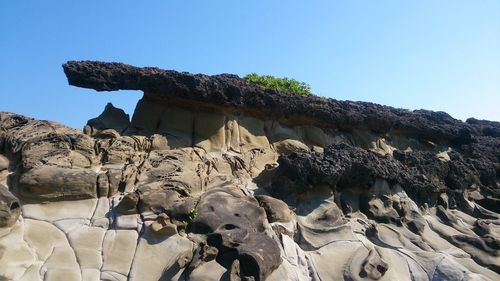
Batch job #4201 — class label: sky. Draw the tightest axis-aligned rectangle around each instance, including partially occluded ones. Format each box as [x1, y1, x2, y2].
[1, 1, 499, 128]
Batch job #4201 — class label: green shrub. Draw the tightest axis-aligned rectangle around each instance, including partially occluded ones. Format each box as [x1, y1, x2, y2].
[244, 73, 312, 96]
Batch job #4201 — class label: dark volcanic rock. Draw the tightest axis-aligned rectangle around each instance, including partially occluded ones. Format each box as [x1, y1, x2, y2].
[467, 118, 500, 138]
[63, 60, 475, 145]
[275, 142, 499, 206]
[273, 144, 430, 200]
[0, 61, 498, 281]
[272, 142, 500, 273]
[461, 136, 500, 193]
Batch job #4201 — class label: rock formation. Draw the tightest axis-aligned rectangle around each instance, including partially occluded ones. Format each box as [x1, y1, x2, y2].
[0, 60, 498, 281]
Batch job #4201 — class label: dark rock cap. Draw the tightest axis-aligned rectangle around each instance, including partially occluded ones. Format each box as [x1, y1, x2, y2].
[63, 60, 477, 145]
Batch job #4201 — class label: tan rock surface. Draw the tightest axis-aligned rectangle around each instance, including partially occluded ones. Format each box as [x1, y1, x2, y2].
[0, 62, 498, 280]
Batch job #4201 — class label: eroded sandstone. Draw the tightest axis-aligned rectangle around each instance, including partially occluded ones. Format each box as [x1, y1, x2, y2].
[0, 61, 498, 281]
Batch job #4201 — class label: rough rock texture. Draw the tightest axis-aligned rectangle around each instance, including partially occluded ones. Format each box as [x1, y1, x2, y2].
[0, 185, 20, 227]
[63, 61, 474, 145]
[0, 60, 498, 281]
[85, 102, 130, 136]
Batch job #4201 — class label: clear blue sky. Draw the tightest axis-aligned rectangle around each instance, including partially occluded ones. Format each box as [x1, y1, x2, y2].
[1, 1, 499, 128]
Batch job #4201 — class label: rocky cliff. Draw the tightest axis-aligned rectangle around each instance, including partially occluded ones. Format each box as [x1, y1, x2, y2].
[0, 60, 498, 281]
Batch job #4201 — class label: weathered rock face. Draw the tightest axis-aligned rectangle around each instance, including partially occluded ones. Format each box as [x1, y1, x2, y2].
[62, 60, 474, 145]
[85, 102, 130, 136]
[0, 185, 20, 227]
[0, 60, 498, 281]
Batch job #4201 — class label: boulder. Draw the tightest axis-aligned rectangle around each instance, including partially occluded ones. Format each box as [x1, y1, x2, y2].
[191, 189, 282, 281]
[17, 166, 97, 200]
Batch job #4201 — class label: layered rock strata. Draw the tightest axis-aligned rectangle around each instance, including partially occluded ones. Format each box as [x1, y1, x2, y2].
[0, 60, 498, 281]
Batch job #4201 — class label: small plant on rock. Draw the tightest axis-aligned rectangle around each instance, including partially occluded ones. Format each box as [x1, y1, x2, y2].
[184, 207, 198, 224]
[244, 73, 312, 96]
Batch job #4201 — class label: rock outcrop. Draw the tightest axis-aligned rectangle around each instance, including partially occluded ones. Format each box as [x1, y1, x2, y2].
[0, 60, 498, 281]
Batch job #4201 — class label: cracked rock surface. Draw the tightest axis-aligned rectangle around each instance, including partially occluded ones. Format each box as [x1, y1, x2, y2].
[0, 61, 498, 281]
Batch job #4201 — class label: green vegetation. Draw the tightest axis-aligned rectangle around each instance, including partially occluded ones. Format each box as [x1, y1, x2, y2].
[184, 208, 198, 224]
[244, 73, 312, 96]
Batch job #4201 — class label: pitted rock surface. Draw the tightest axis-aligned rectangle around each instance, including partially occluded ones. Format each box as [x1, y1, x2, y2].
[63, 60, 475, 145]
[0, 61, 498, 281]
